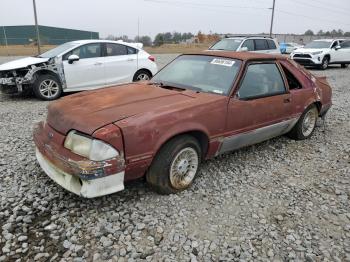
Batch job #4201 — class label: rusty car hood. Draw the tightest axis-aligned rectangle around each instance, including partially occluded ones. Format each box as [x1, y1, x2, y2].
[47, 83, 200, 135]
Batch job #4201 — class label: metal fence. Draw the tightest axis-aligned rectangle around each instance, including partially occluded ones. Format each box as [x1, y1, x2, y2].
[0, 25, 99, 45]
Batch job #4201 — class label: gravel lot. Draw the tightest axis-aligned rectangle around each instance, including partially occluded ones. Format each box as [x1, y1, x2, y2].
[0, 55, 349, 262]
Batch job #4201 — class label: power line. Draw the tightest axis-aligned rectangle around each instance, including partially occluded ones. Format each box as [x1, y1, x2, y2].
[307, 0, 350, 12]
[144, 0, 350, 28]
[283, 0, 350, 17]
[144, 0, 269, 10]
[276, 9, 350, 27]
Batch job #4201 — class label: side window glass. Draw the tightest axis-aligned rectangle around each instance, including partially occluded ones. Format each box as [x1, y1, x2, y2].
[280, 64, 302, 90]
[340, 41, 350, 48]
[331, 41, 338, 48]
[106, 43, 127, 56]
[267, 40, 277, 49]
[63, 43, 101, 60]
[241, 39, 254, 51]
[127, 46, 137, 54]
[238, 63, 286, 99]
[76, 43, 101, 59]
[254, 39, 268, 50]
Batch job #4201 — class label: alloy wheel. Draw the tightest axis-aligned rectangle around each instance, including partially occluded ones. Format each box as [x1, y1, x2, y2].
[169, 147, 199, 189]
[39, 79, 59, 99]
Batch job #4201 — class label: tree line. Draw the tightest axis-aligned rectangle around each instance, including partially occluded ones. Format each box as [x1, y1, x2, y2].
[304, 29, 350, 37]
[105, 32, 194, 47]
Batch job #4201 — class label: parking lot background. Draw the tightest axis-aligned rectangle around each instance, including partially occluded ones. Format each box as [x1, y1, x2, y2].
[0, 55, 349, 261]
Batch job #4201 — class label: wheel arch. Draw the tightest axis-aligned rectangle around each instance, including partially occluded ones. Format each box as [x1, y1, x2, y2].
[133, 68, 153, 79]
[155, 129, 210, 160]
[33, 69, 62, 85]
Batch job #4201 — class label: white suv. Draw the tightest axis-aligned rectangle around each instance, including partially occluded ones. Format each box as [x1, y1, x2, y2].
[290, 39, 350, 70]
[209, 36, 280, 54]
[0, 40, 158, 100]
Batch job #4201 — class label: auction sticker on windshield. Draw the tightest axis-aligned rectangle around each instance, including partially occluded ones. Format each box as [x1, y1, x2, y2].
[211, 58, 235, 67]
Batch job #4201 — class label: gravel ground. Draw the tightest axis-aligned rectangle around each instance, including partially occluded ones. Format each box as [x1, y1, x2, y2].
[0, 55, 349, 262]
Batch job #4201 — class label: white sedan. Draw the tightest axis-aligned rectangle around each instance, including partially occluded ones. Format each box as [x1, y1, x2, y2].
[0, 40, 158, 100]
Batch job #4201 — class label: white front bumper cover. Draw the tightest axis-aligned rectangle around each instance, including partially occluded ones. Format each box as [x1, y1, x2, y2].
[36, 148, 125, 198]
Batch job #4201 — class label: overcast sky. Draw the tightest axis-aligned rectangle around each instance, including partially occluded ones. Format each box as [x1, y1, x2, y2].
[1, 0, 350, 38]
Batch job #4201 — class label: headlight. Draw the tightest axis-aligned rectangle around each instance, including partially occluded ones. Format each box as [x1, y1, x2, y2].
[311, 51, 323, 55]
[64, 131, 119, 161]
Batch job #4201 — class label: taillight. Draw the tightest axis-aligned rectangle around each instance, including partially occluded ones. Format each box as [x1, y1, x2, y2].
[148, 55, 155, 62]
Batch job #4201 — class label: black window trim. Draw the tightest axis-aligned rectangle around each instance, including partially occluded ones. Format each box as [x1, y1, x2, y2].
[62, 42, 103, 61]
[102, 42, 139, 57]
[235, 60, 288, 101]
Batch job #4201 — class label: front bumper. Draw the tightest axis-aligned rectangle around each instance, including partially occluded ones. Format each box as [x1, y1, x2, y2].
[33, 121, 126, 198]
[291, 55, 322, 66]
[36, 149, 125, 198]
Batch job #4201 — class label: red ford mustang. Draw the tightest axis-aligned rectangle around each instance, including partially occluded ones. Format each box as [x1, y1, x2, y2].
[33, 51, 332, 198]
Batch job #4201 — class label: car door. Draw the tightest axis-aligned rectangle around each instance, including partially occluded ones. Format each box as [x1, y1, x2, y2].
[102, 43, 138, 86]
[334, 41, 350, 63]
[329, 40, 341, 62]
[62, 43, 105, 90]
[220, 62, 292, 153]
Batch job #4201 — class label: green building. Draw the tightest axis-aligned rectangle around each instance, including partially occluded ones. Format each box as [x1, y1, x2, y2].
[0, 25, 99, 45]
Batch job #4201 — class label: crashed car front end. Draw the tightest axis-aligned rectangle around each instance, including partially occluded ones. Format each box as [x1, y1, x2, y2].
[0, 57, 66, 95]
[33, 121, 126, 198]
[0, 68, 34, 94]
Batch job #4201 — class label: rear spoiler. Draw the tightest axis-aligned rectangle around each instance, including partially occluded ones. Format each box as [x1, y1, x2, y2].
[115, 40, 143, 49]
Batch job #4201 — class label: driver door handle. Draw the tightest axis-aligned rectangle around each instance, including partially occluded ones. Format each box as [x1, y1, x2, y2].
[94, 62, 103, 66]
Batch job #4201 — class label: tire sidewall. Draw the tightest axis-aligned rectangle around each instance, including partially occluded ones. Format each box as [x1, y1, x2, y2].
[133, 70, 151, 82]
[321, 57, 329, 70]
[297, 105, 318, 139]
[147, 136, 201, 194]
[33, 74, 62, 101]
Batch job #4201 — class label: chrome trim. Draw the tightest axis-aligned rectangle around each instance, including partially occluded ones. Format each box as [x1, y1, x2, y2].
[219, 117, 299, 154]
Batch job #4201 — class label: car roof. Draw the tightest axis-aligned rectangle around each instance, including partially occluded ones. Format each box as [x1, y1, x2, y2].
[68, 39, 142, 48]
[186, 50, 287, 62]
[313, 39, 344, 42]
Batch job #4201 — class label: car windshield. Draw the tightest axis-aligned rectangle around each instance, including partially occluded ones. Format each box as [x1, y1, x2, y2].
[210, 39, 243, 51]
[304, 41, 331, 49]
[39, 42, 79, 58]
[151, 55, 241, 95]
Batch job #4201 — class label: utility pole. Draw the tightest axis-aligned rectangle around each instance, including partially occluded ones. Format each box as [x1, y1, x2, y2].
[269, 0, 276, 37]
[2, 26, 9, 56]
[32, 0, 41, 54]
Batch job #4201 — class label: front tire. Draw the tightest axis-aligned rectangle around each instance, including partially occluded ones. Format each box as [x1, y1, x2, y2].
[146, 135, 201, 194]
[320, 56, 329, 70]
[33, 74, 62, 101]
[133, 70, 152, 82]
[341, 64, 348, 68]
[288, 104, 318, 140]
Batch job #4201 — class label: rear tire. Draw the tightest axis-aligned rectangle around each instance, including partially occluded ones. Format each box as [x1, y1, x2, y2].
[288, 104, 318, 140]
[133, 70, 152, 82]
[341, 64, 348, 68]
[33, 74, 62, 101]
[146, 135, 201, 194]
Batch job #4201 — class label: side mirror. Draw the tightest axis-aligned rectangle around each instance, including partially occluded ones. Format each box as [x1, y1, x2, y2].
[240, 47, 248, 52]
[335, 45, 341, 50]
[68, 54, 80, 64]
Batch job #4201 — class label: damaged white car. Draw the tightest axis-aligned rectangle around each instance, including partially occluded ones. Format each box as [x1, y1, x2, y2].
[0, 40, 158, 100]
